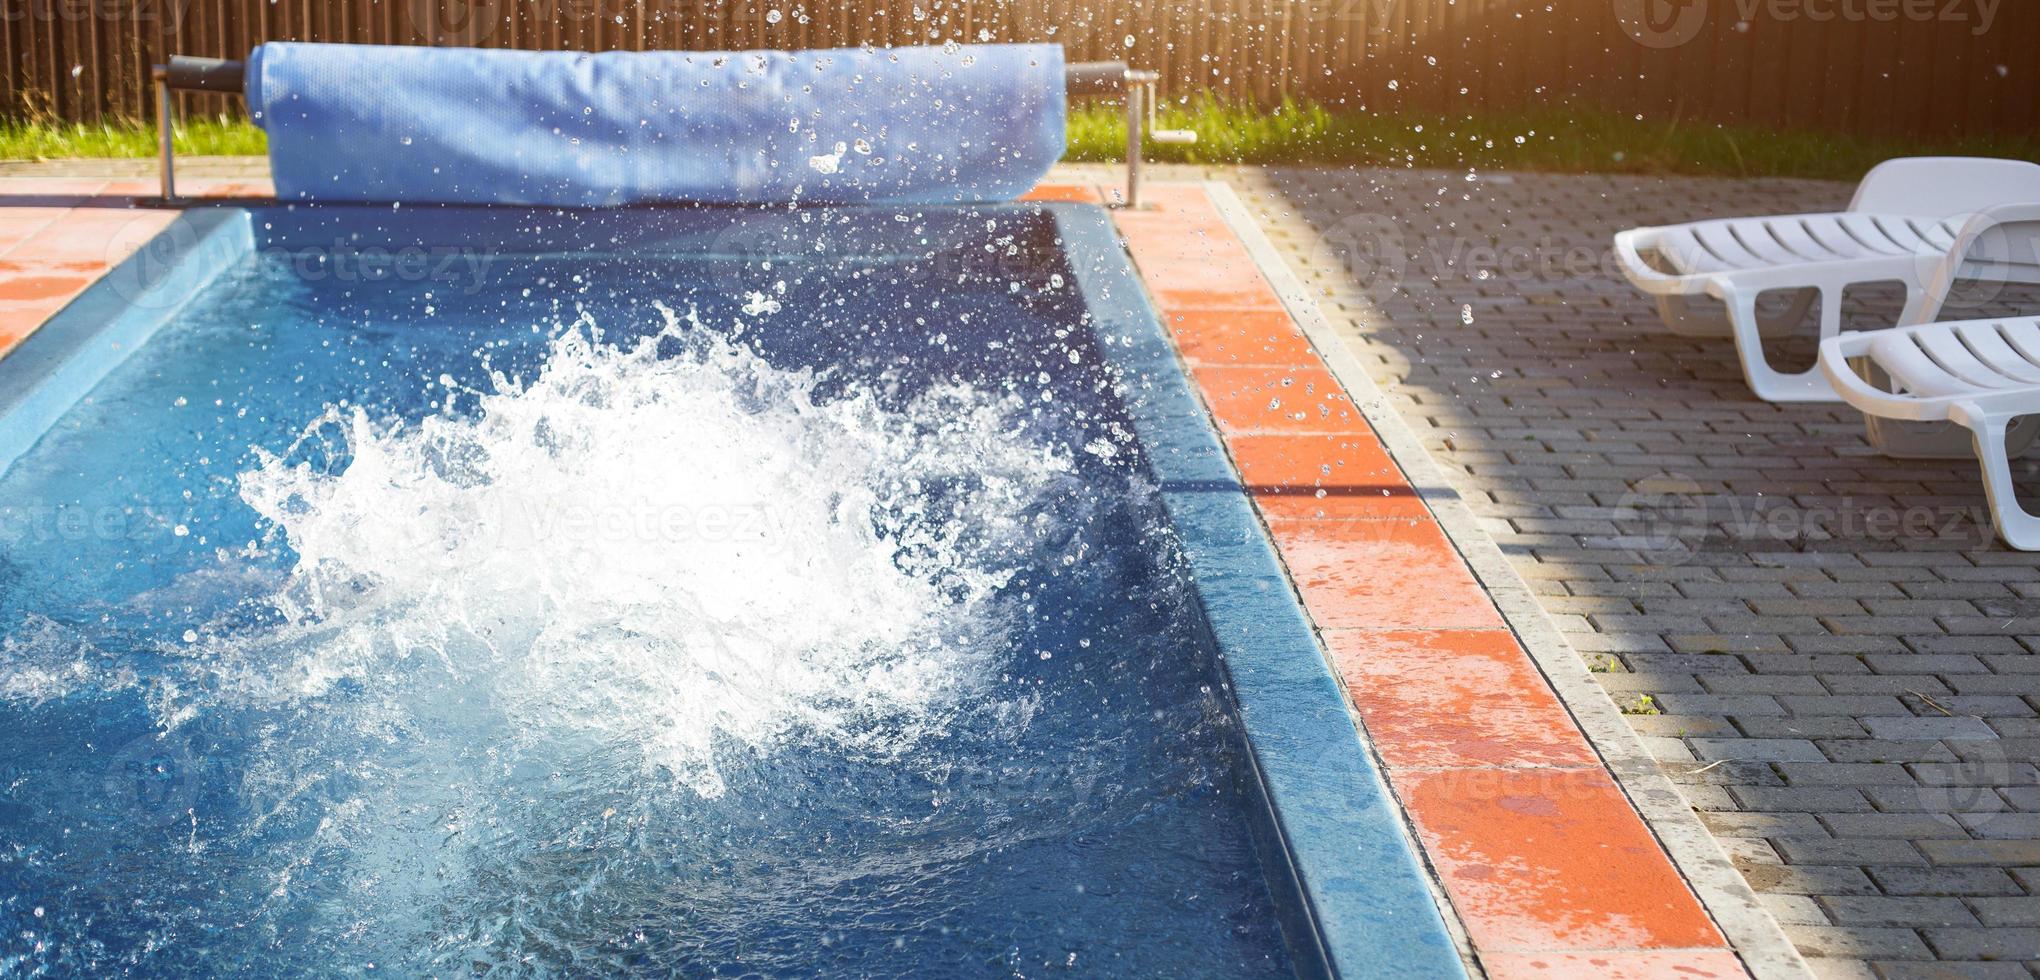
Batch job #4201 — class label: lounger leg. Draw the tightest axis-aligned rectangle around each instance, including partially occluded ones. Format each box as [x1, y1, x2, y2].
[1727, 289, 1837, 402]
[1753, 286, 1820, 339]
[1968, 417, 2040, 551]
[1897, 283, 1933, 327]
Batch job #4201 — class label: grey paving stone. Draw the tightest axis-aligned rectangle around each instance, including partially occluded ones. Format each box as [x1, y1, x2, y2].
[1861, 717, 2000, 741]
[1819, 813, 1966, 840]
[1955, 813, 2040, 840]
[1862, 786, 2012, 813]
[1908, 763, 2040, 788]
[1816, 896, 1976, 928]
[1824, 675, 1956, 696]
[1782, 925, 1935, 960]
[1705, 810, 1832, 838]
[1743, 863, 1882, 896]
[1777, 763, 1922, 787]
[1775, 838, 1928, 867]
[1817, 740, 1962, 764]
[1759, 892, 1833, 927]
[1916, 840, 2040, 865]
[1690, 737, 1826, 763]
[1867, 866, 2026, 896]
[1919, 928, 2040, 960]
[1967, 897, 2040, 928]
[1740, 716, 1875, 739]
[1730, 786, 1876, 813]
[1869, 963, 2031, 980]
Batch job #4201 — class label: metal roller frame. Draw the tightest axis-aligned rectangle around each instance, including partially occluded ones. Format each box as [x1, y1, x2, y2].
[152, 54, 1195, 207]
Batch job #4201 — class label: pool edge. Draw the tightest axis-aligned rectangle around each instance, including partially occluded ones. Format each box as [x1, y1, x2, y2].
[0, 205, 254, 477]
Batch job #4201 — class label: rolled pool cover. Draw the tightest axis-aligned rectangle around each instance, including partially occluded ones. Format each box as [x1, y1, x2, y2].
[245, 42, 1066, 206]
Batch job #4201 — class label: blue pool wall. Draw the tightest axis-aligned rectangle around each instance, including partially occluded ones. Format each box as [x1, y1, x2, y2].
[0, 200, 1466, 979]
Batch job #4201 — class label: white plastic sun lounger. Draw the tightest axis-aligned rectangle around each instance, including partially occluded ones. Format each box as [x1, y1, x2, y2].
[1821, 204, 2040, 550]
[1615, 158, 2040, 403]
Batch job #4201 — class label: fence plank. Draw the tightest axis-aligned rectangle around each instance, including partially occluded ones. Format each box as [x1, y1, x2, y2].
[3, 0, 2034, 138]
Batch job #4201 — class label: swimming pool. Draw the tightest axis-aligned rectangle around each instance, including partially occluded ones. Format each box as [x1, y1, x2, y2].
[0, 202, 1460, 976]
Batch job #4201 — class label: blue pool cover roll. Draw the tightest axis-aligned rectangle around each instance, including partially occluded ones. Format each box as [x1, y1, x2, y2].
[245, 42, 1066, 206]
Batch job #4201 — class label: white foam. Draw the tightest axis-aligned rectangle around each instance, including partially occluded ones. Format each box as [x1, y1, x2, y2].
[211, 304, 1069, 797]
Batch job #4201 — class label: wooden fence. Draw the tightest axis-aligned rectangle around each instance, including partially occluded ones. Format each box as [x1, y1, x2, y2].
[5, 0, 2037, 137]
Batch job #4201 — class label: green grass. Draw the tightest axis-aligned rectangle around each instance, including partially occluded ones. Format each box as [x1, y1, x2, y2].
[7, 100, 2038, 181]
[0, 116, 265, 160]
[1068, 96, 2040, 181]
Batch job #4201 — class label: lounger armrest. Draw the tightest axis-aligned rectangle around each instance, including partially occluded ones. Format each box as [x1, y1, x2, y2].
[1611, 228, 1696, 295]
[1905, 202, 2040, 326]
[1850, 158, 2040, 218]
[1818, 331, 1949, 422]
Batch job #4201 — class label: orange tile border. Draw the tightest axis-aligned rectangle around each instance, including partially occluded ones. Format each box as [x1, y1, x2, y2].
[1188, 363, 1366, 436]
[1396, 767, 1726, 953]
[1263, 516, 1507, 631]
[1323, 629, 1601, 770]
[1163, 308, 1320, 367]
[1480, 950, 1750, 980]
[1106, 182, 1748, 976]
[1225, 432, 1430, 521]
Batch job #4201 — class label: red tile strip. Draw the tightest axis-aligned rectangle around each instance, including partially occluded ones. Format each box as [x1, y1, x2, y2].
[1102, 181, 1745, 975]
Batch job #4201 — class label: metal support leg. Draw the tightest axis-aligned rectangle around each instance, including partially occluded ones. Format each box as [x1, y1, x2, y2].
[154, 67, 177, 203]
[1124, 77, 1143, 209]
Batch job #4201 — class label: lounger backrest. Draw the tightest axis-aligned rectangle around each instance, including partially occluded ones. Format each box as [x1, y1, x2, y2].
[1850, 158, 2040, 219]
[1902, 203, 2040, 326]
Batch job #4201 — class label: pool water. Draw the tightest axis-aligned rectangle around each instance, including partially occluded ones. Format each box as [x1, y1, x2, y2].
[0, 207, 1300, 975]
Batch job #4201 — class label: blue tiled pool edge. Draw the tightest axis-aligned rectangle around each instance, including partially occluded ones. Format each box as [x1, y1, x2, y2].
[0, 207, 253, 475]
[1048, 204, 1465, 979]
[0, 201, 1466, 979]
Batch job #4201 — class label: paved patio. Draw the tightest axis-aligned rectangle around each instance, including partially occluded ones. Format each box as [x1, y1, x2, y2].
[1219, 166, 2040, 979]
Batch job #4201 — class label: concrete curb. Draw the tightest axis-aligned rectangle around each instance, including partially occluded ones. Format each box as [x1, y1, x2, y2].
[1204, 179, 1814, 980]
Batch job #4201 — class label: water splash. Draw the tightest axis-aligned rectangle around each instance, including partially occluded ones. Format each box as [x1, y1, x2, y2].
[198, 303, 1071, 798]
